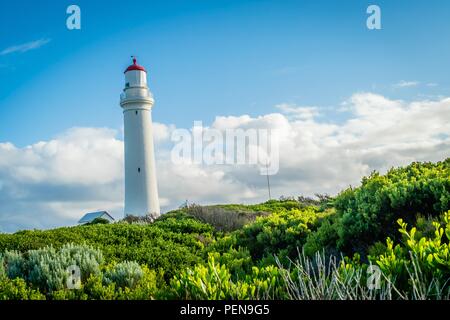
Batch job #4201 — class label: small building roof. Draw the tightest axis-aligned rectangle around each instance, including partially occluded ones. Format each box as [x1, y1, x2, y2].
[78, 211, 115, 224]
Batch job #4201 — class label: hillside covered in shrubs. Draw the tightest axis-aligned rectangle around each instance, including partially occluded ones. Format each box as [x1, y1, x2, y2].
[0, 158, 449, 300]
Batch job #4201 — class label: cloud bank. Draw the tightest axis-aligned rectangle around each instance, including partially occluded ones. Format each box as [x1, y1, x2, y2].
[0, 93, 449, 232]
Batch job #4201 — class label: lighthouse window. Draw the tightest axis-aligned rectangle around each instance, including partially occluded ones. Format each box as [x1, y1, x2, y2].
[135, 111, 138, 115]
[125, 82, 130, 88]
[138, 168, 141, 173]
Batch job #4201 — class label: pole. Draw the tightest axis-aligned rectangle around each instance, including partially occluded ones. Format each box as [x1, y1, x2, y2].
[266, 160, 271, 200]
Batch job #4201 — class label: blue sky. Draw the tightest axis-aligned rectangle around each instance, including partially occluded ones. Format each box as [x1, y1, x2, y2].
[1, 0, 449, 146]
[0, 1, 450, 231]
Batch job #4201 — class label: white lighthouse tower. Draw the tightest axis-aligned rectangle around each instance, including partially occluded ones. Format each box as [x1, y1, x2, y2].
[120, 57, 160, 218]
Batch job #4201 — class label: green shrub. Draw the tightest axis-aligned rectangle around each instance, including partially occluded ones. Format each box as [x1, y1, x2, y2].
[167, 256, 236, 300]
[235, 208, 319, 261]
[0, 219, 214, 281]
[245, 199, 307, 212]
[27, 243, 103, 292]
[0, 277, 45, 300]
[206, 238, 253, 278]
[1, 250, 25, 279]
[372, 211, 450, 298]
[414, 215, 442, 239]
[76, 265, 157, 300]
[122, 214, 155, 224]
[115, 265, 157, 300]
[154, 215, 214, 235]
[1, 243, 103, 293]
[0, 158, 448, 300]
[303, 213, 340, 257]
[334, 159, 450, 254]
[105, 261, 143, 289]
[166, 256, 286, 300]
[184, 204, 270, 232]
[0, 256, 4, 278]
[88, 217, 111, 225]
[80, 274, 117, 300]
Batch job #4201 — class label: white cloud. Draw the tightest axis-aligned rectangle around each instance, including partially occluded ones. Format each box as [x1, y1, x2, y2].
[275, 104, 320, 121]
[0, 38, 51, 56]
[0, 93, 449, 232]
[393, 80, 420, 88]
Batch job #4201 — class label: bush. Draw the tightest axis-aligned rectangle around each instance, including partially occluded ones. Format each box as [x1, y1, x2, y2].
[79, 265, 157, 300]
[0, 219, 214, 280]
[372, 211, 450, 298]
[105, 261, 143, 289]
[28, 243, 103, 292]
[184, 204, 270, 232]
[1, 251, 25, 279]
[88, 217, 110, 225]
[0, 256, 4, 278]
[0, 277, 45, 300]
[116, 265, 157, 299]
[122, 214, 155, 224]
[205, 237, 253, 278]
[166, 256, 286, 300]
[334, 159, 450, 254]
[235, 208, 319, 261]
[0, 158, 448, 300]
[1, 243, 103, 293]
[303, 214, 340, 257]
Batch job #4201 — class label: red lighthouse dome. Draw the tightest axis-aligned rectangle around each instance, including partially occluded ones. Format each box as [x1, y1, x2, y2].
[124, 57, 146, 73]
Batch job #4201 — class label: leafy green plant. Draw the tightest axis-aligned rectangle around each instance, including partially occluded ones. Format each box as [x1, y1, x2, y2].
[334, 159, 450, 254]
[105, 261, 143, 289]
[236, 208, 319, 261]
[0, 218, 214, 280]
[303, 213, 340, 257]
[205, 239, 253, 279]
[0, 158, 448, 300]
[0, 255, 4, 279]
[87, 217, 110, 225]
[1, 250, 25, 279]
[166, 256, 286, 300]
[1, 243, 103, 293]
[183, 204, 270, 232]
[373, 211, 450, 298]
[0, 277, 45, 300]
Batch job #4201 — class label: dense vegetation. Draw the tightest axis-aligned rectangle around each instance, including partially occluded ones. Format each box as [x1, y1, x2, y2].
[0, 158, 449, 300]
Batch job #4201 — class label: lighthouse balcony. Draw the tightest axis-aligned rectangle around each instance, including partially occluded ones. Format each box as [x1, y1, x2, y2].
[120, 90, 154, 105]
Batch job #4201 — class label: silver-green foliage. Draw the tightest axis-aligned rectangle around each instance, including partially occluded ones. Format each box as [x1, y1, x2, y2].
[0, 254, 4, 278]
[2, 243, 103, 292]
[104, 261, 143, 289]
[1, 251, 25, 279]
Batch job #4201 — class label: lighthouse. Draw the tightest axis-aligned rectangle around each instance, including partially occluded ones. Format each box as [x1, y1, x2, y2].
[120, 57, 160, 218]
